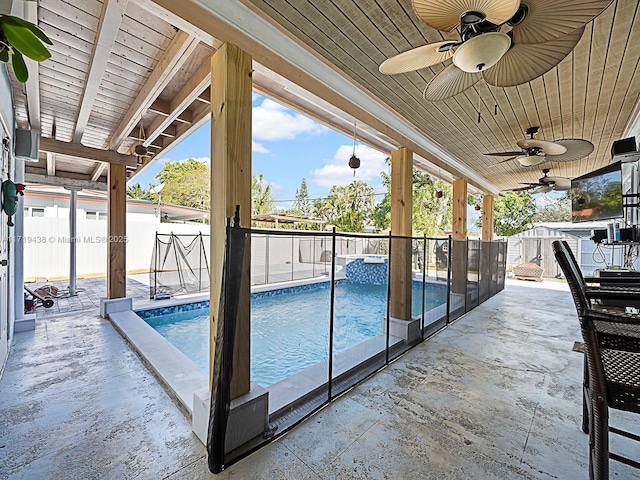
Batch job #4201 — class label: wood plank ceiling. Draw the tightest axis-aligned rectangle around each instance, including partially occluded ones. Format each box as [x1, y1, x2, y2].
[7, 0, 640, 193]
[244, 0, 640, 191]
[10, 0, 215, 189]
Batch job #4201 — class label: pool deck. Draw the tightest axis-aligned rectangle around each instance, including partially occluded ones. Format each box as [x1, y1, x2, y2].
[2, 279, 640, 478]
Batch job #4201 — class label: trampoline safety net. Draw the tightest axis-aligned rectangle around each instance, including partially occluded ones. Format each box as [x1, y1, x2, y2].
[150, 233, 210, 299]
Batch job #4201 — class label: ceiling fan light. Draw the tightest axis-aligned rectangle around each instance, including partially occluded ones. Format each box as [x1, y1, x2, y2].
[453, 32, 511, 73]
[517, 155, 546, 167]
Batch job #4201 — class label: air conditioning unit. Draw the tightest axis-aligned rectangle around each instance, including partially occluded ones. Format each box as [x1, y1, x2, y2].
[14, 128, 40, 161]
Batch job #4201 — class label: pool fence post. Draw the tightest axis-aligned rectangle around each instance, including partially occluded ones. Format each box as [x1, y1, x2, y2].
[421, 233, 426, 339]
[153, 234, 158, 299]
[446, 235, 452, 325]
[199, 233, 203, 293]
[385, 231, 392, 364]
[265, 234, 269, 284]
[291, 235, 294, 282]
[328, 227, 336, 400]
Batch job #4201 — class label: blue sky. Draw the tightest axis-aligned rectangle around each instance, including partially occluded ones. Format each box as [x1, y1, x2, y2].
[131, 93, 390, 207]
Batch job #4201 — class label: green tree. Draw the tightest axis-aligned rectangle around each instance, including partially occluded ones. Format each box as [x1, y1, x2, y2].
[252, 173, 275, 215]
[313, 180, 376, 232]
[534, 193, 572, 222]
[485, 191, 536, 236]
[372, 159, 452, 236]
[293, 178, 311, 216]
[126, 182, 151, 200]
[155, 158, 210, 210]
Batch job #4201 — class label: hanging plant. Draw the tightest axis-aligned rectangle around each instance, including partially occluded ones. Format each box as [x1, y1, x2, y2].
[0, 14, 52, 82]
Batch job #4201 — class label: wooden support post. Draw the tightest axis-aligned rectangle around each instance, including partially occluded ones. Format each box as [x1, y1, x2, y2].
[482, 195, 494, 241]
[107, 163, 126, 298]
[389, 147, 413, 320]
[210, 42, 252, 399]
[452, 179, 467, 240]
[451, 179, 468, 295]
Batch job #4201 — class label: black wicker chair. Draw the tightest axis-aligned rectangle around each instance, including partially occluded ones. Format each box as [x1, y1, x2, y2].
[553, 240, 640, 480]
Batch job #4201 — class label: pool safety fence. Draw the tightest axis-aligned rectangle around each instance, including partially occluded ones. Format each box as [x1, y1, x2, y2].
[150, 232, 388, 299]
[207, 214, 508, 473]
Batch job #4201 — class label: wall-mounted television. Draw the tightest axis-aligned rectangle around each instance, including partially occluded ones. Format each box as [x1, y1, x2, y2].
[571, 162, 623, 223]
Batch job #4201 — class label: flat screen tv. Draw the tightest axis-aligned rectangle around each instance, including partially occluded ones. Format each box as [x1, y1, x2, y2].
[571, 162, 623, 223]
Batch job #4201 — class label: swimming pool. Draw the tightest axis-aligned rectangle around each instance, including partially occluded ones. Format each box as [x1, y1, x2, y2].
[142, 281, 446, 387]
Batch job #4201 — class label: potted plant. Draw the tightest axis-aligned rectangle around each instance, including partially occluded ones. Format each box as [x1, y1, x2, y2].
[0, 13, 51, 82]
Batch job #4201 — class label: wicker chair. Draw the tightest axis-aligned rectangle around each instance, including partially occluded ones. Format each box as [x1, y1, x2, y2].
[579, 310, 640, 480]
[553, 240, 640, 479]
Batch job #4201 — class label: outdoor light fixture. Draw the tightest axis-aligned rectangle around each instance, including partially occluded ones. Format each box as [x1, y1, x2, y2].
[452, 32, 511, 73]
[349, 121, 360, 176]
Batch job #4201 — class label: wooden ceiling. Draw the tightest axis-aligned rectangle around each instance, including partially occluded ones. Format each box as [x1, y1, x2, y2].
[7, 0, 640, 194]
[242, 0, 640, 191]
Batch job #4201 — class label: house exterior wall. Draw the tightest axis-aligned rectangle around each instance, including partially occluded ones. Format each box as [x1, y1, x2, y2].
[0, 63, 16, 372]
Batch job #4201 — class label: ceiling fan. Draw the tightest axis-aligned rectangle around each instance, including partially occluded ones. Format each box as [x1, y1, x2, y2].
[379, 0, 613, 101]
[511, 168, 570, 193]
[485, 126, 594, 167]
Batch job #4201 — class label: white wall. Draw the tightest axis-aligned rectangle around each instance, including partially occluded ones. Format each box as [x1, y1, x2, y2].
[23, 217, 209, 280]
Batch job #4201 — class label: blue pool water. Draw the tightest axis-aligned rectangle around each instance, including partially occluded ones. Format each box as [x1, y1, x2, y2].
[144, 281, 445, 387]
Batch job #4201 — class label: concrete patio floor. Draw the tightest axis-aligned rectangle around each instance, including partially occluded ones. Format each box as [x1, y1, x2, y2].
[1, 280, 639, 479]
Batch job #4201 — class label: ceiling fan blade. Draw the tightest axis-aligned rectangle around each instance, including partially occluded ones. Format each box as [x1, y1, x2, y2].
[484, 151, 524, 156]
[533, 185, 553, 194]
[413, 0, 520, 32]
[547, 139, 595, 162]
[483, 27, 584, 87]
[518, 139, 567, 155]
[379, 42, 457, 75]
[489, 156, 518, 166]
[423, 64, 481, 101]
[510, 185, 535, 192]
[511, 0, 614, 45]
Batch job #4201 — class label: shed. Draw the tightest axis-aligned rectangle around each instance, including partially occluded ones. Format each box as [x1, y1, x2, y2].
[507, 226, 580, 278]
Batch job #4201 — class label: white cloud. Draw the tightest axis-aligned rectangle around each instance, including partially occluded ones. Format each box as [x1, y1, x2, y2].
[253, 98, 327, 141]
[252, 141, 270, 154]
[310, 144, 388, 189]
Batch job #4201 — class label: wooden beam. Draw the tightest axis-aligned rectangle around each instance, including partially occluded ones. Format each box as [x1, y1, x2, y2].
[90, 162, 107, 181]
[73, 0, 128, 142]
[24, 0, 40, 131]
[25, 172, 107, 191]
[141, 61, 210, 148]
[197, 88, 210, 103]
[40, 137, 137, 167]
[107, 163, 127, 298]
[451, 179, 468, 296]
[148, 99, 171, 116]
[210, 43, 252, 399]
[452, 179, 468, 240]
[389, 147, 413, 321]
[108, 30, 200, 150]
[481, 195, 495, 241]
[46, 152, 55, 176]
[158, 125, 176, 138]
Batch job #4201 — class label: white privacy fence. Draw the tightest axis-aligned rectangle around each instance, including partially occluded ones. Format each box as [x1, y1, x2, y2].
[23, 216, 208, 280]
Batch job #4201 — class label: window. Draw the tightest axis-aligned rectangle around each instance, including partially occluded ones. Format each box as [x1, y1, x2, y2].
[86, 211, 97, 220]
[98, 212, 108, 220]
[31, 208, 44, 217]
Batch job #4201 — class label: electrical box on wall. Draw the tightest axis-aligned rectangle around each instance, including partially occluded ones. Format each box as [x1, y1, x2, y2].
[14, 129, 39, 161]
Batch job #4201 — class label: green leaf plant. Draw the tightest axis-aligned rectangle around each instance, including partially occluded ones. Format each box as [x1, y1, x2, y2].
[0, 14, 52, 82]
